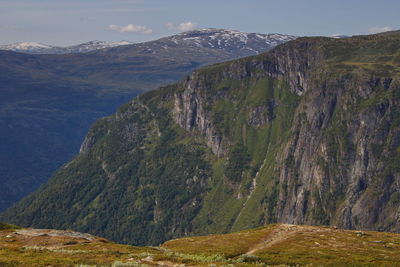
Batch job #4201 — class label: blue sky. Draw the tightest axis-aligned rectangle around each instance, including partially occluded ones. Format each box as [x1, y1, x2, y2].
[0, 0, 399, 46]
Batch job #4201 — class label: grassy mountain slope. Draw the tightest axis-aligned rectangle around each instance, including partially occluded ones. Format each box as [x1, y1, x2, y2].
[2, 31, 400, 246]
[0, 30, 291, 211]
[1, 223, 400, 266]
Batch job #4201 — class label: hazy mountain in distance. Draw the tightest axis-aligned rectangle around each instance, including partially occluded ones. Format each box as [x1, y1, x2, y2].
[0, 40, 133, 54]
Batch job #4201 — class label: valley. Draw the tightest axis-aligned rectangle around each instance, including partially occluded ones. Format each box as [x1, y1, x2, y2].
[2, 31, 399, 247]
[0, 29, 294, 211]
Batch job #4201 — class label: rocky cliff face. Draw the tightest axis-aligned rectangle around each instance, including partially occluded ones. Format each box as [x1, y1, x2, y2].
[171, 33, 400, 233]
[2, 31, 400, 245]
[275, 73, 400, 231]
[172, 38, 325, 156]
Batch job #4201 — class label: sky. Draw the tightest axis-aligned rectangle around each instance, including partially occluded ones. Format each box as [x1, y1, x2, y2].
[0, 0, 399, 46]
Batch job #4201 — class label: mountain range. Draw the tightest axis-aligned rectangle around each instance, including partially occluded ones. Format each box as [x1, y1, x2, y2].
[0, 40, 133, 54]
[2, 30, 399, 248]
[0, 29, 295, 55]
[0, 28, 296, 211]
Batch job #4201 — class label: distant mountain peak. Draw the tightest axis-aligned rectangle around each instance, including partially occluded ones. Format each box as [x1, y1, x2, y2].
[13, 42, 52, 48]
[179, 28, 295, 38]
[0, 42, 53, 51]
[165, 28, 296, 54]
[0, 40, 133, 54]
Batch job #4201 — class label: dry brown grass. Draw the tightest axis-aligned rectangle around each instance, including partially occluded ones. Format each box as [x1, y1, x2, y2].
[2, 224, 400, 266]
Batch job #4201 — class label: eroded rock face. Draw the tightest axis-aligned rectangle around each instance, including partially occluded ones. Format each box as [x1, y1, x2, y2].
[173, 74, 224, 156]
[273, 75, 400, 232]
[248, 106, 269, 127]
[247, 102, 277, 127]
[173, 39, 325, 157]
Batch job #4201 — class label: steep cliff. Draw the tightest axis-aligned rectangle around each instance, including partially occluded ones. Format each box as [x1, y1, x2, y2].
[2, 31, 400, 245]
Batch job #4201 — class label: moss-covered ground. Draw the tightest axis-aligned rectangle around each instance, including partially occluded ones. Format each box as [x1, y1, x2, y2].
[2, 224, 400, 266]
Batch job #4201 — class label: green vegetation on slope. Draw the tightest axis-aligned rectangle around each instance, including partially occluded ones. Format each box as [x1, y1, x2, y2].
[192, 77, 301, 235]
[1, 84, 213, 245]
[0, 222, 20, 230]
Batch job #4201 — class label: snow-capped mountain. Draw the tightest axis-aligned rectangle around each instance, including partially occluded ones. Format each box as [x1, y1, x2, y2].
[61, 40, 132, 54]
[0, 40, 133, 54]
[0, 29, 295, 55]
[0, 42, 53, 54]
[163, 28, 297, 55]
[331, 35, 350, 39]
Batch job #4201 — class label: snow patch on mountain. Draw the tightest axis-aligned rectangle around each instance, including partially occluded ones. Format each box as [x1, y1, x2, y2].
[0, 29, 296, 55]
[164, 28, 296, 54]
[0, 40, 133, 54]
[0, 42, 53, 52]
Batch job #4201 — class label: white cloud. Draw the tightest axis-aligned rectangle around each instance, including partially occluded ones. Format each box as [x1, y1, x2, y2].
[166, 22, 197, 32]
[367, 26, 393, 34]
[108, 24, 153, 34]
